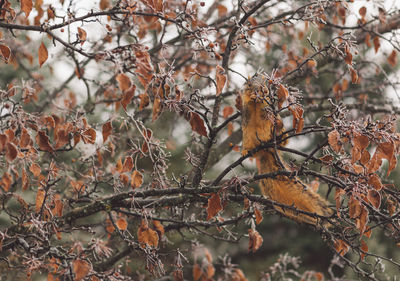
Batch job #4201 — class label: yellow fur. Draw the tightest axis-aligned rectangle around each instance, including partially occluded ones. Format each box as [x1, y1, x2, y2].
[241, 77, 333, 226]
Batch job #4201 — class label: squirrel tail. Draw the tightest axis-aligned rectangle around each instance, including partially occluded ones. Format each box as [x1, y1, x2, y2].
[256, 150, 333, 226]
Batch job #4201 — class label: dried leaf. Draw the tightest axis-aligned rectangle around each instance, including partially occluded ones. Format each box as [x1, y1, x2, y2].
[328, 130, 341, 153]
[116, 217, 128, 230]
[232, 269, 248, 281]
[350, 67, 359, 84]
[348, 196, 361, 218]
[334, 239, 349, 256]
[206, 193, 222, 220]
[217, 4, 227, 17]
[152, 220, 164, 237]
[38, 42, 48, 67]
[30, 163, 41, 178]
[122, 156, 134, 172]
[99, 0, 110, 10]
[137, 220, 159, 248]
[367, 189, 381, 209]
[254, 207, 263, 225]
[388, 50, 397, 67]
[20, 128, 32, 148]
[5, 142, 18, 162]
[21, 0, 33, 18]
[102, 121, 112, 143]
[356, 206, 369, 234]
[222, 106, 234, 118]
[116, 73, 131, 92]
[82, 128, 96, 144]
[72, 259, 91, 281]
[277, 84, 289, 109]
[360, 240, 368, 260]
[359, 7, 366, 17]
[152, 97, 162, 122]
[0, 44, 11, 62]
[373, 37, 380, 53]
[121, 85, 135, 110]
[131, 170, 143, 189]
[215, 65, 226, 96]
[22, 168, 29, 191]
[1, 172, 12, 192]
[35, 187, 45, 213]
[248, 228, 263, 252]
[77, 27, 87, 45]
[190, 112, 208, 137]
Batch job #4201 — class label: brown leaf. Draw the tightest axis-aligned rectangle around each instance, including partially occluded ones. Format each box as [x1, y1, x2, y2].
[121, 85, 135, 110]
[277, 84, 289, 109]
[119, 173, 130, 186]
[152, 220, 164, 237]
[5, 142, 18, 162]
[334, 239, 349, 256]
[367, 189, 381, 209]
[350, 67, 359, 84]
[222, 106, 234, 118]
[22, 168, 29, 191]
[248, 228, 263, 253]
[193, 263, 203, 281]
[20, 128, 32, 148]
[348, 196, 361, 218]
[137, 220, 159, 248]
[217, 4, 227, 17]
[38, 42, 48, 67]
[30, 163, 41, 178]
[102, 121, 112, 143]
[215, 65, 226, 96]
[21, 0, 33, 18]
[368, 174, 382, 191]
[190, 112, 208, 137]
[373, 37, 380, 53]
[1, 172, 12, 192]
[328, 130, 341, 153]
[116, 73, 131, 92]
[116, 217, 128, 231]
[72, 259, 91, 281]
[344, 50, 353, 65]
[77, 27, 87, 45]
[359, 6, 367, 17]
[122, 156, 134, 172]
[360, 239, 368, 260]
[99, 0, 110, 10]
[35, 187, 45, 213]
[152, 97, 162, 122]
[138, 93, 150, 111]
[131, 170, 143, 189]
[356, 206, 369, 234]
[0, 44, 11, 62]
[388, 50, 397, 67]
[82, 128, 96, 144]
[206, 193, 222, 220]
[232, 269, 248, 281]
[254, 207, 263, 225]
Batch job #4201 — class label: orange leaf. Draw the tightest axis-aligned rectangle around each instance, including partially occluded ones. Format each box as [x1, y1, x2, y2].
[368, 174, 382, 191]
[72, 259, 91, 281]
[5, 142, 18, 162]
[152, 97, 162, 122]
[359, 7, 366, 17]
[20, 128, 32, 148]
[138, 93, 150, 111]
[30, 163, 41, 178]
[356, 206, 369, 234]
[0, 44, 11, 62]
[373, 37, 380, 53]
[121, 85, 135, 110]
[35, 187, 45, 213]
[116, 217, 128, 230]
[222, 106, 234, 119]
[36, 131, 54, 153]
[1, 172, 12, 192]
[248, 228, 263, 252]
[388, 50, 397, 67]
[277, 84, 289, 109]
[102, 121, 112, 143]
[21, 0, 33, 18]
[254, 207, 263, 225]
[82, 128, 96, 144]
[152, 220, 164, 237]
[328, 130, 341, 153]
[116, 73, 131, 92]
[344, 49, 353, 65]
[99, 0, 110, 10]
[233, 269, 248, 281]
[207, 264, 215, 278]
[360, 239, 368, 260]
[350, 67, 358, 84]
[206, 193, 222, 220]
[367, 189, 381, 209]
[190, 112, 208, 137]
[38, 42, 48, 67]
[334, 239, 349, 256]
[131, 170, 143, 189]
[215, 65, 226, 96]
[122, 156, 134, 172]
[77, 27, 87, 45]
[22, 168, 29, 191]
[348, 196, 361, 218]
[217, 4, 227, 17]
[137, 220, 159, 248]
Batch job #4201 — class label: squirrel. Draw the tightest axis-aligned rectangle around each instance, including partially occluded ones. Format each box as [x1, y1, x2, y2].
[241, 75, 333, 226]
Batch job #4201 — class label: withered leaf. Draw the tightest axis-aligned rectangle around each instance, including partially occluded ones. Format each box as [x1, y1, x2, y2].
[367, 189, 381, 209]
[0, 44, 11, 62]
[1, 172, 12, 192]
[277, 84, 289, 109]
[121, 85, 135, 110]
[137, 220, 158, 248]
[77, 27, 87, 45]
[206, 193, 222, 221]
[82, 128, 96, 144]
[22, 168, 29, 191]
[248, 228, 263, 253]
[38, 42, 48, 67]
[348, 196, 361, 218]
[388, 50, 397, 67]
[102, 121, 112, 143]
[21, 0, 33, 18]
[360, 239, 368, 260]
[36, 131, 54, 153]
[116, 217, 128, 231]
[5, 142, 18, 162]
[152, 220, 164, 237]
[328, 130, 341, 153]
[20, 128, 32, 148]
[215, 65, 226, 96]
[29, 163, 41, 178]
[222, 106, 234, 119]
[35, 187, 45, 213]
[254, 207, 263, 225]
[190, 112, 208, 137]
[72, 259, 91, 281]
[334, 239, 349, 256]
[193, 263, 203, 281]
[122, 156, 134, 172]
[373, 36, 380, 53]
[116, 73, 131, 92]
[131, 170, 143, 189]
